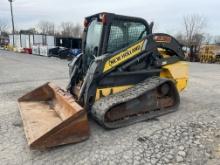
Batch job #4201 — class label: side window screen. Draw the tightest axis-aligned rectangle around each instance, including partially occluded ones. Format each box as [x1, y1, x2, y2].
[84, 19, 103, 67]
[107, 21, 147, 53]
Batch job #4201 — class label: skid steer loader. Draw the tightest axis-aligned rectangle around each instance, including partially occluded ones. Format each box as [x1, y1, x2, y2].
[18, 13, 188, 148]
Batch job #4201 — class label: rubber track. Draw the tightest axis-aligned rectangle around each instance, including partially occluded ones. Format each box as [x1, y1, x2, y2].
[91, 77, 180, 129]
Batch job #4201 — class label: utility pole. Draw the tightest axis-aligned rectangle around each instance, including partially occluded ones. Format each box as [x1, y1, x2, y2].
[8, 0, 15, 47]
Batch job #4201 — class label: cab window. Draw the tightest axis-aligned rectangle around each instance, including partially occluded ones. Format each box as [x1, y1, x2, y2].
[107, 21, 147, 53]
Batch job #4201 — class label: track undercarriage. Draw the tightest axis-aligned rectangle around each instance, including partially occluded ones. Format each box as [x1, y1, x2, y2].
[92, 77, 180, 128]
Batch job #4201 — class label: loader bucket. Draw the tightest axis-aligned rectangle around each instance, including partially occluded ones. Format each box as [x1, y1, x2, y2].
[18, 83, 89, 148]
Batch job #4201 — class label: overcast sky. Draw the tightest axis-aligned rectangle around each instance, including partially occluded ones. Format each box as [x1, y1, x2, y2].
[0, 0, 220, 35]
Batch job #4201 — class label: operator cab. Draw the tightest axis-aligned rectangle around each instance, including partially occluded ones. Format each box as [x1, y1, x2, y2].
[82, 13, 153, 73]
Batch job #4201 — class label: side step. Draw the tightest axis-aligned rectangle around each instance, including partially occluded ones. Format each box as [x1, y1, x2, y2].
[18, 83, 89, 148]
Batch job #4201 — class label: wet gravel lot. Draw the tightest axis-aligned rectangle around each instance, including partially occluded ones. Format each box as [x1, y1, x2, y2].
[0, 50, 220, 165]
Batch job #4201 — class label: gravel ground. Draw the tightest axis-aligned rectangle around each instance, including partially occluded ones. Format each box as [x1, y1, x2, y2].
[0, 50, 220, 165]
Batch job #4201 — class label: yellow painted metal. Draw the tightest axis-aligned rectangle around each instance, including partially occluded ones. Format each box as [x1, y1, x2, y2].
[95, 85, 132, 100]
[7, 45, 14, 51]
[199, 45, 220, 63]
[158, 48, 171, 58]
[160, 61, 188, 92]
[97, 61, 188, 100]
[103, 40, 145, 72]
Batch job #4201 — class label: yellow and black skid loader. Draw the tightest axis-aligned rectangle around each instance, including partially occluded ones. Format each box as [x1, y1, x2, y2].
[18, 12, 188, 148]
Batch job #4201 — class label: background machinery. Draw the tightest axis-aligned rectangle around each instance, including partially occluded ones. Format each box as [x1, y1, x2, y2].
[18, 13, 188, 148]
[199, 44, 220, 63]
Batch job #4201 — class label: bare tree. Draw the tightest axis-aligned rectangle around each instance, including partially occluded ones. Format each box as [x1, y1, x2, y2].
[60, 22, 74, 37]
[184, 14, 206, 44]
[152, 22, 159, 33]
[37, 21, 55, 35]
[175, 33, 186, 45]
[72, 23, 82, 38]
[183, 14, 206, 61]
[60, 22, 82, 37]
[0, 18, 8, 33]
